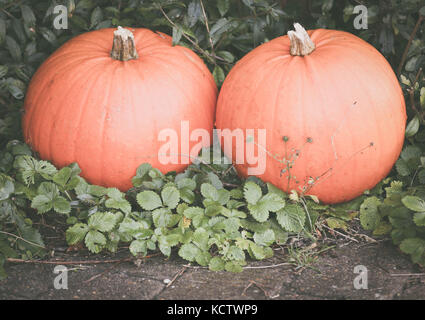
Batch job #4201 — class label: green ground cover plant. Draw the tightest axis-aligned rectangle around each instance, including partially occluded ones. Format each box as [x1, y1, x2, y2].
[0, 0, 424, 278]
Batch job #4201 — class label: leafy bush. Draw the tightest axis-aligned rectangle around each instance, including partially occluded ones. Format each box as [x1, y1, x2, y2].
[0, 0, 425, 277]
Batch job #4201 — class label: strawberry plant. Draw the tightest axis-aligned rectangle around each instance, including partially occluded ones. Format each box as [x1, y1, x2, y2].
[1, 0, 425, 278]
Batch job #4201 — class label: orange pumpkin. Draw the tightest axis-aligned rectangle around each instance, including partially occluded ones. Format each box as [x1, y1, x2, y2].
[23, 27, 217, 190]
[216, 24, 406, 204]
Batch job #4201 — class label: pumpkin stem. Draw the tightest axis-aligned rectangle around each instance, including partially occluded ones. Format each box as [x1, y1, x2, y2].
[111, 26, 139, 61]
[287, 23, 315, 56]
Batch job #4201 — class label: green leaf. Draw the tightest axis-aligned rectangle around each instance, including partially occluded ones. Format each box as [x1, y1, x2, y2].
[7, 78, 25, 99]
[159, 244, 171, 257]
[372, 221, 392, 236]
[326, 217, 348, 231]
[213, 65, 225, 86]
[224, 217, 240, 234]
[399, 238, 425, 263]
[0, 239, 18, 258]
[267, 182, 286, 199]
[405, 116, 420, 138]
[247, 190, 285, 222]
[270, 219, 288, 244]
[210, 18, 231, 43]
[106, 188, 123, 200]
[413, 212, 425, 226]
[105, 197, 131, 214]
[276, 204, 306, 232]
[180, 188, 195, 204]
[21, 5, 36, 27]
[118, 217, 150, 237]
[401, 196, 425, 212]
[391, 227, 417, 245]
[207, 172, 223, 189]
[385, 181, 403, 198]
[247, 203, 269, 222]
[201, 183, 219, 201]
[178, 243, 200, 262]
[359, 197, 381, 230]
[0, 175, 14, 201]
[53, 167, 79, 189]
[75, 0, 94, 12]
[85, 230, 106, 254]
[192, 228, 209, 251]
[66, 223, 89, 245]
[249, 242, 266, 260]
[31, 195, 52, 213]
[14, 156, 57, 185]
[195, 251, 211, 266]
[230, 188, 243, 199]
[418, 170, 425, 184]
[88, 212, 117, 232]
[176, 178, 196, 190]
[38, 182, 59, 197]
[253, 229, 275, 246]
[401, 146, 421, 161]
[88, 185, 107, 197]
[217, 50, 234, 63]
[224, 261, 243, 273]
[217, 0, 230, 16]
[137, 191, 162, 211]
[400, 238, 425, 254]
[70, 15, 88, 30]
[53, 196, 71, 214]
[90, 7, 103, 29]
[37, 161, 58, 180]
[0, 65, 8, 78]
[152, 208, 173, 228]
[129, 240, 147, 256]
[216, 189, 230, 206]
[209, 256, 225, 271]
[244, 182, 262, 205]
[187, 0, 202, 26]
[227, 245, 245, 261]
[172, 26, 183, 45]
[132, 163, 152, 187]
[5, 36, 22, 61]
[259, 193, 285, 212]
[159, 233, 181, 248]
[226, 201, 245, 211]
[161, 186, 180, 209]
[183, 207, 204, 219]
[239, 219, 269, 233]
[395, 159, 410, 177]
[39, 27, 57, 45]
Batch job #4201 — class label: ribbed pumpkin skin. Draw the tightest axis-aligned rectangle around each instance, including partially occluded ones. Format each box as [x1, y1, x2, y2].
[216, 29, 406, 204]
[23, 28, 217, 190]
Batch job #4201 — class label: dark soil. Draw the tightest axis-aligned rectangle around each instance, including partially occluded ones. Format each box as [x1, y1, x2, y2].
[1, 237, 424, 300]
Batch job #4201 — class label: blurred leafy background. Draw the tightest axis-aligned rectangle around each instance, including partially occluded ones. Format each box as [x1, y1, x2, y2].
[0, 0, 425, 276]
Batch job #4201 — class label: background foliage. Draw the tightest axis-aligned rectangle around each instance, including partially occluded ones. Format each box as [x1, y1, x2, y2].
[0, 0, 424, 278]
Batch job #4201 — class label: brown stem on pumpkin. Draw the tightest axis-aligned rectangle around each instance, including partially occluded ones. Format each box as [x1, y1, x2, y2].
[287, 23, 315, 56]
[111, 26, 139, 61]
